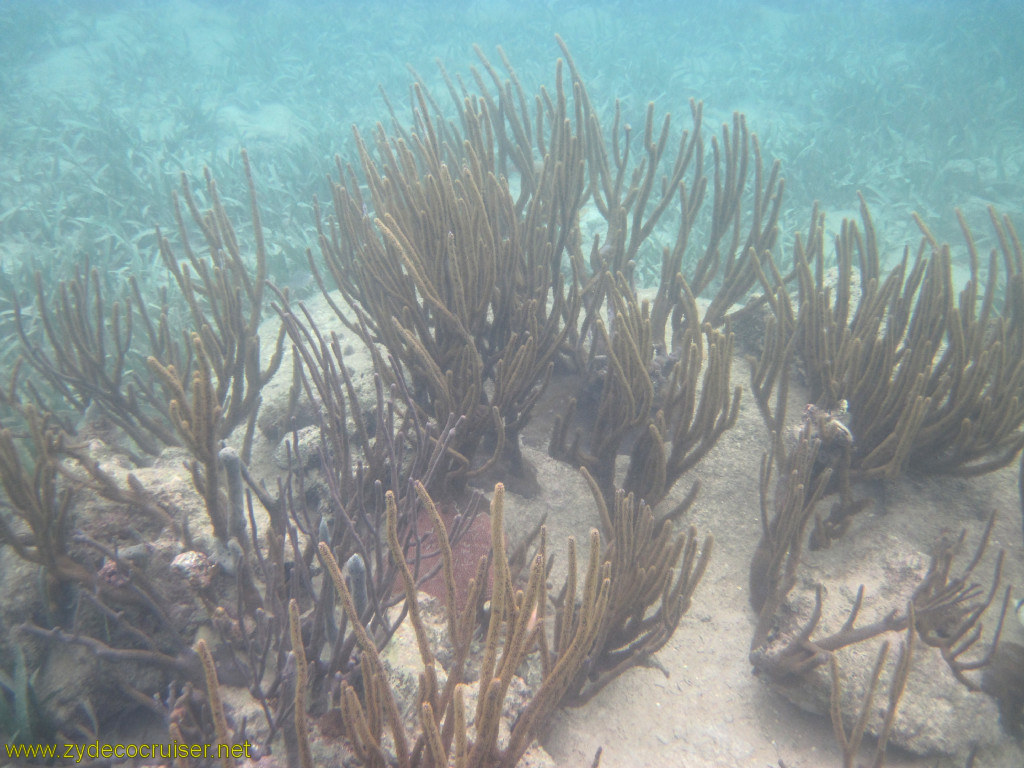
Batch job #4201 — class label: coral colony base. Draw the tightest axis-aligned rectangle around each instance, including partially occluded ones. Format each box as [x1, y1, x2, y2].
[2, 38, 1024, 768]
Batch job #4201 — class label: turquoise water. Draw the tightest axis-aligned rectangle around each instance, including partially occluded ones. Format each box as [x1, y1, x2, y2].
[1, 0, 1022, 297]
[2, 1, 1024, 760]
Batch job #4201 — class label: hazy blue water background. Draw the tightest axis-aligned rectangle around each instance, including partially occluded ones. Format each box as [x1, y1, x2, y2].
[1, 0, 1022, 309]
[0, 2, 1023, 760]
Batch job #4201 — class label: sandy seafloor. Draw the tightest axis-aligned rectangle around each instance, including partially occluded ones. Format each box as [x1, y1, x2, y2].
[245, 292, 1024, 768]
[3, 2, 1024, 765]
[503, 366, 1024, 768]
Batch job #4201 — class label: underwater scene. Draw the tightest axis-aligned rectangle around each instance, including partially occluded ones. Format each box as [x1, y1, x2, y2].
[2, 0, 1024, 765]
